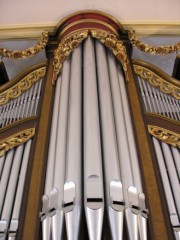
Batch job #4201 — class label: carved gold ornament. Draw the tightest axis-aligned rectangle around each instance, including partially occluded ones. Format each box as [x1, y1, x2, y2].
[0, 128, 35, 157]
[90, 30, 128, 81]
[148, 125, 180, 148]
[128, 29, 180, 55]
[0, 67, 46, 105]
[52, 30, 89, 84]
[0, 31, 48, 59]
[134, 65, 180, 100]
[52, 29, 128, 84]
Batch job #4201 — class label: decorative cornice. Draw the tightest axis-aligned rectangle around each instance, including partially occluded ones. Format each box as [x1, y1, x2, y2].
[0, 116, 38, 133]
[0, 31, 48, 59]
[148, 125, 180, 148]
[133, 62, 180, 100]
[0, 128, 35, 157]
[129, 28, 180, 54]
[0, 22, 180, 40]
[0, 66, 46, 105]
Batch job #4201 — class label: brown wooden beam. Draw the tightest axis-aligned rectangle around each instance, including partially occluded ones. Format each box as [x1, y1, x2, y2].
[21, 55, 55, 240]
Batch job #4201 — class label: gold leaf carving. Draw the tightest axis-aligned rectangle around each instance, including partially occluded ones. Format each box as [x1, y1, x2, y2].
[0, 31, 48, 59]
[52, 31, 89, 84]
[134, 65, 180, 100]
[0, 67, 46, 105]
[128, 29, 180, 55]
[148, 125, 180, 148]
[52, 29, 129, 84]
[0, 128, 35, 157]
[90, 30, 129, 81]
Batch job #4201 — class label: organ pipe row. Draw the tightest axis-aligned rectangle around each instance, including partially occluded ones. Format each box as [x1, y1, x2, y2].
[136, 75, 180, 121]
[0, 141, 32, 240]
[0, 78, 43, 128]
[41, 37, 148, 240]
[0, 73, 44, 239]
[152, 138, 180, 240]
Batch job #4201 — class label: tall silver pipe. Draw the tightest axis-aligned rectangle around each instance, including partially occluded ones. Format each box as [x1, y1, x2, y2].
[171, 146, 180, 180]
[51, 58, 71, 240]
[8, 140, 32, 240]
[96, 41, 125, 240]
[137, 77, 149, 112]
[161, 142, 180, 218]
[0, 149, 14, 215]
[63, 45, 82, 240]
[41, 74, 62, 240]
[83, 37, 104, 240]
[0, 155, 5, 178]
[0, 144, 24, 239]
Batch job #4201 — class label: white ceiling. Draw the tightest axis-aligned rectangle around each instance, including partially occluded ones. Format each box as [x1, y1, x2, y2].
[1, 0, 180, 26]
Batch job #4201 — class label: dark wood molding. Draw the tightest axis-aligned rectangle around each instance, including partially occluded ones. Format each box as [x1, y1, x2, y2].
[21, 54, 55, 240]
[145, 112, 180, 134]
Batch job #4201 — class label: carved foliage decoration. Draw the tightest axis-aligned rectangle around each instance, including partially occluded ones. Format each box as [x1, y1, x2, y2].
[134, 65, 180, 100]
[148, 125, 180, 148]
[0, 128, 35, 157]
[0, 67, 46, 106]
[52, 30, 129, 84]
[128, 29, 180, 55]
[52, 31, 89, 84]
[90, 30, 128, 81]
[0, 31, 48, 59]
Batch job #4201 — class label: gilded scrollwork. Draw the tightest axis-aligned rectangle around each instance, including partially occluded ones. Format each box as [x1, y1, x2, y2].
[0, 31, 48, 59]
[90, 30, 129, 81]
[0, 128, 35, 157]
[52, 31, 89, 84]
[0, 67, 46, 105]
[128, 29, 180, 55]
[148, 125, 180, 148]
[134, 65, 180, 100]
[52, 29, 129, 84]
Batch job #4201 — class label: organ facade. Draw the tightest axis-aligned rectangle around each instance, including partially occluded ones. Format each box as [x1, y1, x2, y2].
[0, 11, 179, 240]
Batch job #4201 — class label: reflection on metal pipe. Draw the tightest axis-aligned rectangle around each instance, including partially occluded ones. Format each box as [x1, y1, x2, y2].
[83, 37, 104, 240]
[63, 45, 82, 240]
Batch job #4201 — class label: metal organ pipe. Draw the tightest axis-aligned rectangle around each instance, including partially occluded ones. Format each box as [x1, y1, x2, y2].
[51, 58, 71, 240]
[0, 144, 24, 240]
[83, 37, 104, 240]
[63, 45, 82, 240]
[161, 142, 180, 218]
[171, 146, 180, 180]
[0, 155, 5, 178]
[41, 73, 62, 240]
[8, 140, 32, 240]
[0, 141, 33, 240]
[136, 76, 180, 121]
[0, 78, 43, 129]
[0, 149, 15, 215]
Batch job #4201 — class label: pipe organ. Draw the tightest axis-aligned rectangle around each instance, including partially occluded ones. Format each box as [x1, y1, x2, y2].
[0, 11, 179, 240]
